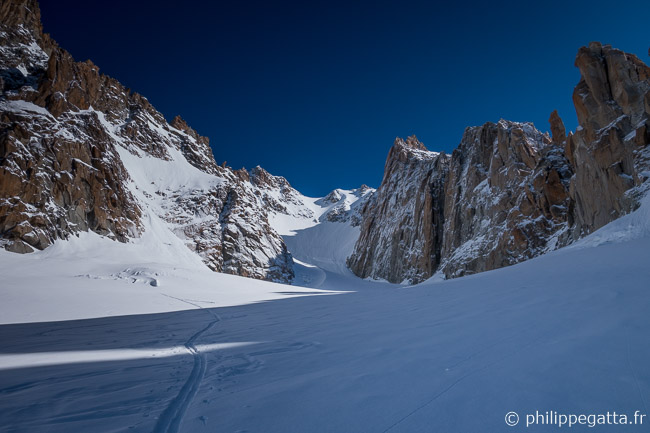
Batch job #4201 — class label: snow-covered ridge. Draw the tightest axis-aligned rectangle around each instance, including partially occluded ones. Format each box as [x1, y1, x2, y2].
[0, 7, 373, 284]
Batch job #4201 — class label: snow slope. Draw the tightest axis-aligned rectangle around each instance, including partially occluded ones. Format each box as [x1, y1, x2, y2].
[269, 186, 374, 276]
[1, 196, 650, 432]
[0, 227, 340, 325]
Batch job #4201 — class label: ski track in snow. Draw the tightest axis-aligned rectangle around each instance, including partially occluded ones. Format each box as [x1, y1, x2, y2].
[154, 295, 220, 433]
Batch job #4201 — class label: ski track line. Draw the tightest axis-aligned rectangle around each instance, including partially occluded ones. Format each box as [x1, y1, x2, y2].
[154, 294, 220, 433]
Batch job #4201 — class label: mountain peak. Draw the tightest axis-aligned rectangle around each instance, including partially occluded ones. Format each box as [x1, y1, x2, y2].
[394, 135, 427, 151]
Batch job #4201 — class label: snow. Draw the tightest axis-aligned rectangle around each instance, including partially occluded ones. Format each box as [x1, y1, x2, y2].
[0, 99, 55, 119]
[0, 28, 49, 72]
[267, 187, 372, 276]
[0, 229, 340, 325]
[0, 342, 257, 371]
[16, 63, 28, 76]
[285, 221, 360, 275]
[597, 114, 629, 136]
[269, 187, 369, 236]
[1, 191, 650, 431]
[115, 145, 224, 195]
[569, 193, 650, 248]
[405, 146, 441, 160]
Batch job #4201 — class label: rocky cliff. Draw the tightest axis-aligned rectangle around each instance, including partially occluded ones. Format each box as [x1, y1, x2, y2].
[567, 42, 650, 238]
[347, 136, 449, 283]
[349, 43, 650, 283]
[438, 120, 573, 278]
[0, 0, 296, 282]
[1, 0, 141, 253]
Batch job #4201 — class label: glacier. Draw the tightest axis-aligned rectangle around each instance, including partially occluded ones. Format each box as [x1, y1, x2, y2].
[1, 193, 649, 432]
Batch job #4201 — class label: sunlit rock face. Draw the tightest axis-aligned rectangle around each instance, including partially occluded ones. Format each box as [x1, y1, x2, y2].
[0, 0, 297, 283]
[567, 42, 650, 238]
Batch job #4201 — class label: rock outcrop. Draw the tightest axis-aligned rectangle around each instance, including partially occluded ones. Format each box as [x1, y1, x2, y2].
[320, 185, 373, 226]
[567, 42, 650, 238]
[347, 136, 449, 283]
[1, 0, 141, 253]
[439, 120, 572, 278]
[0, 0, 295, 282]
[349, 43, 650, 283]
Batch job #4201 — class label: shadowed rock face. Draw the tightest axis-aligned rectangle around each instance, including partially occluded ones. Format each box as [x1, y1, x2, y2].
[349, 43, 650, 283]
[347, 136, 449, 283]
[1, 0, 294, 282]
[350, 124, 572, 283]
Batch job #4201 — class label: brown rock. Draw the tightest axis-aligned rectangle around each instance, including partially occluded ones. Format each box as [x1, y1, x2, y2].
[439, 120, 572, 278]
[347, 136, 449, 283]
[549, 110, 566, 147]
[350, 42, 650, 283]
[568, 42, 650, 238]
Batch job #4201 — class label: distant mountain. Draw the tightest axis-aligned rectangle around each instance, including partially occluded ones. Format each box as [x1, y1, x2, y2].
[348, 42, 650, 283]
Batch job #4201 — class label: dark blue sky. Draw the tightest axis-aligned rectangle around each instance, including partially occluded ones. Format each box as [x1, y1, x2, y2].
[40, 1, 650, 196]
